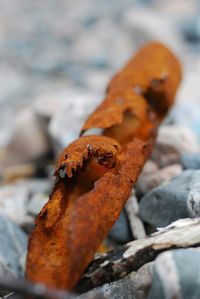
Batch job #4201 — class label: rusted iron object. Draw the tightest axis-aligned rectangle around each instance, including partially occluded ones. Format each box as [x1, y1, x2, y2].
[26, 42, 182, 291]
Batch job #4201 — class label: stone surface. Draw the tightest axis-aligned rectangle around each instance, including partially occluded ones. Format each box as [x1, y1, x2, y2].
[108, 209, 133, 244]
[0, 108, 50, 168]
[181, 152, 200, 170]
[0, 214, 27, 275]
[136, 164, 183, 194]
[48, 91, 101, 153]
[27, 193, 48, 216]
[151, 125, 199, 167]
[125, 191, 146, 239]
[148, 248, 200, 299]
[139, 169, 200, 227]
[0, 262, 16, 297]
[0, 185, 29, 225]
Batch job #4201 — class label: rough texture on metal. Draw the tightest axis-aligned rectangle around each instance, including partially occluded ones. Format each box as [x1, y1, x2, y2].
[26, 42, 182, 291]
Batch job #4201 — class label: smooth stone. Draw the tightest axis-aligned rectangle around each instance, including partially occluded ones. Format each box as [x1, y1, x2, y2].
[136, 164, 183, 194]
[125, 191, 146, 239]
[167, 102, 200, 142]
[0, 262, 16, 297]
[27, 193, 48, 216]
[0, 214, 27, 275]
[181, 152, 200, 170]
[78, 262, 153, 299]
[151, 125, 199, 167]
[139, 160, 159, 175]
[139, 170, 200, 227]
[108, 209, 133, 244]
[15, 178, 51, 195]
[0, 185, 29, 225]
[0, 108, 50, 167]
[148, 248, 200, 299]
[48, 91, 101, 154]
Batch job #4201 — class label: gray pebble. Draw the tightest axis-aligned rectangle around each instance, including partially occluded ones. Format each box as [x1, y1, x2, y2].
[0, 214, 27, 275]
[108, 209, 133, 244]
[139, 170, 200, 227]
[148, 248, 200, 299]
[181, 152, 200, 170]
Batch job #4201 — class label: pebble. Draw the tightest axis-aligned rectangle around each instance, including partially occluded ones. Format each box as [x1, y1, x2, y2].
[27, 193, 48, 217]
[139, 170, 200, 227]
[125, 191, 146, 239]
[180, 152, 200, 170]
[151, 125, 199, 167]
[167, 102, 200, 142]
[0, 108, 50, 167]
[0, 185, 29, 225]
[0, 262, 16, 297]
[136, 164, 183, 194]
[108, 209, 133, 244]
[0, 214, 27, 275]
[148, 248, 200, 299]
[49, 91, 101, 153]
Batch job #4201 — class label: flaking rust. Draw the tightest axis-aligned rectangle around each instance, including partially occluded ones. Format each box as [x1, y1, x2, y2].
[26, 42, 182, 291]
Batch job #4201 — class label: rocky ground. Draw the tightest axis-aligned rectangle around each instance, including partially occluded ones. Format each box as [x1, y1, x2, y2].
[0, 0, 200, 298]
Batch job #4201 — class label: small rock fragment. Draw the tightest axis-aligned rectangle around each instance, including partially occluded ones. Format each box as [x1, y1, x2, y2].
[0, 185, 29, 225]
[27, 193, 48, 217]
[0, 214, 27, 275]
[181, 152, 200, 170]
[108, 209, 133, 244]
[151, 125, 199, 167]
[139, 170, 200, 227]
[148, 248, 200, 299]
[136, 164, 183, 194]
[125, 191, 146, 239]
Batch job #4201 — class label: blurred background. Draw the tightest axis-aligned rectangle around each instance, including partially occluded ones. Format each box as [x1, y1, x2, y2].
[0, 0, 200, 179]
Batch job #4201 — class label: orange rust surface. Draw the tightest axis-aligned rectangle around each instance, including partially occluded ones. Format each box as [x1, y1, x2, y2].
[26, 41, 182, 291]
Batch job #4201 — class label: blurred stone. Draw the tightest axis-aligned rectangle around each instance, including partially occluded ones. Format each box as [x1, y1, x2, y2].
[0, 108, 50, 167]
[136, 164, 183, 194]
[148, 248, 200, 299]
[108, 209, 133, 244]
[140, 160, 159, 175]
[181, 152, 200, 169]
[167, 102, 200, 142]
[15, 178, 51, 195]
[0, 185, 29, 225]
[151, 125, 199, 167]
[0, 262, 16, 297]
[0, 214, 27, 275]
[49, 91, 101, 153]
[125, 191, 146, 239]
[27, 193, 48, 216]
[139, 170, 200, 227]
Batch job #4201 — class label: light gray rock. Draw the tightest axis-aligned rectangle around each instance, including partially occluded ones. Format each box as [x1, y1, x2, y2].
[151, 125, 199, 167]
[136, 164, 183, 194]
[139, 170, 200, 227]
[0, 214, 27, 275]
[0, 108, 50, 167]
[139, 160, 159, 175]
[0, 185, 29, 225]
[181, 152, 200, 170]
[125, 191, 146, 239]
[27, 193, 48, 216]
[0, 262, 16, 297]
[148, 248, 200, 299]
[48, 91, 101, 154]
